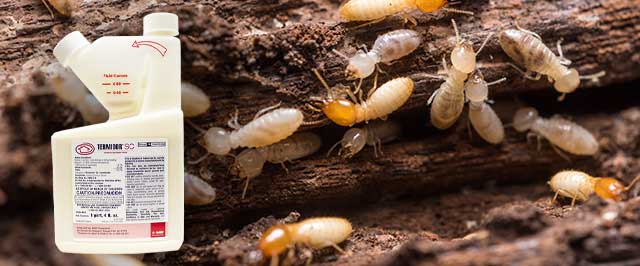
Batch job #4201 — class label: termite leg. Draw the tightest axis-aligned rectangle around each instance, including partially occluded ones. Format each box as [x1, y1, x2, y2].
[570, 196, 577, 208]
[305, 102, 322, 113]
[254, 102, 283, 120]
[399, 11, 418, 26]
[188, 153, 210, 165]
[551, 144, 572, 162]
[372, 141, 379, 158]
[557, 93, 567, 102]
[351, 17, 386, 30]
[353, 79, 363, 103]
[536, 134, 543, 151]
[515, 21, 542, 40]
[367, 71, 380, 99]
[269, 255, 279, 266]
[377, 140, 385, 156]
[551, 191, 559, 204]
[280, 162, 289, 173]
[303, 248, 314, 266]
[241, 177, 252, 199]
[556, 39, 572, 66]
[329, 242, 346, 254]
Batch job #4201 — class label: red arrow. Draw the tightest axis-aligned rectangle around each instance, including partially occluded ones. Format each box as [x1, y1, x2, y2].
[131, 40, 168, 57]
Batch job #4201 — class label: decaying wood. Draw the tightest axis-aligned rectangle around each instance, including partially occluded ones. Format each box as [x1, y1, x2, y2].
[382, 198, 640, 266]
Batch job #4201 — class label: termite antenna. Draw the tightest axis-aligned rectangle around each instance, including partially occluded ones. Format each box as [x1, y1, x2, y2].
[451, 19, 461, 45]
[332, 49, 350, 60]
[476, 32, 495, 56]
[312, 68, 332, 94]
[301, 117, 329, 126]
[514, 20, 542, 40]
[625, 175, 640, 192]
[40, 0, 55, 18]
[487, 77, 507, 86]
[580, 71, 606, 82]
[442, 7, 474, 16]
[410, 73, 446, 81]
[326, 140, 342, 157]
[185, 119, 206, 134]
[188, 153, 210, 165]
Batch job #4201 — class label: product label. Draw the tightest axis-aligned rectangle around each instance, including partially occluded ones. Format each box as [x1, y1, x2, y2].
[71, 139, 168, 240]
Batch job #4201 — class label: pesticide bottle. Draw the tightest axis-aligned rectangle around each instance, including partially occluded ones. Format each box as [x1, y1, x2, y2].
[51, 13, 183, 254]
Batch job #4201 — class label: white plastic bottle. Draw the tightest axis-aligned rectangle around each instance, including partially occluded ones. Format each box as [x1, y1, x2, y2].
[51, 13, 184, 254]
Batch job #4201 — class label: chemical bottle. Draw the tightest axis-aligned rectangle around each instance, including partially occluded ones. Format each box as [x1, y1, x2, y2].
[51, 13, 183, 254]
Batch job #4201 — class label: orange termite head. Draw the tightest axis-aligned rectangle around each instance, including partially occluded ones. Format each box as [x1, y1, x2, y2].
[415, 0, 447, 12]
[258, 224, 293, 258]
[594, 178, 627, 202]
[322, 99, 357, 127]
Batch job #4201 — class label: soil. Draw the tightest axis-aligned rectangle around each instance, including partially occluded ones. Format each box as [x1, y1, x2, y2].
[1, 0, 640, 266]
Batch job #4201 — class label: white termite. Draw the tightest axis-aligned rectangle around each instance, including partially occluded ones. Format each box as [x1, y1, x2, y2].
[231, 132, 322, 198]
[499, 26, 606, 101]
[328, 120, 402, 159]
[424, 19, 493, 130]
[548, 170, 640, 207]
[513, 107, 599, 156]
[181, 82, 211, 117]
[464, 71, 507, 144]
[258, 217, 352, 266]
[338, 29, 422, 80]
[201, 106, 304, 155]
[44, 63, 108, 124]
[184, 173, 216, 206]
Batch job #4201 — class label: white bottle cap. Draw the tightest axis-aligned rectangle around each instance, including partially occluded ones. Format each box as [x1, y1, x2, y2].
[53, 31, 90, 67]
[143, 13, 179, 36]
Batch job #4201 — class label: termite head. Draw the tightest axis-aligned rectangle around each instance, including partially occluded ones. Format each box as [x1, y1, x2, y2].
[464, 71, 488, 102]
[554, 68, 580, 94]
[594, 178, 627, 202]
[230, 149, 266, 179]
[322, 99, 358, 127]
[312, 69, 358, 126]
[347, 51, 376, 79]
[203, 127, 232, 155]
[451, 42, 476, 74]
[513, 107, 539, 132]
[415, 0, 447, 12]
[339, 128, 367, 159]
[258, 224, 293, 258]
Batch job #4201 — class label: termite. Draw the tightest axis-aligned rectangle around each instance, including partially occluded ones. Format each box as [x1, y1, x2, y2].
[499, 26, 606, 101]
[184, 173, 216, 206]
[44, 63, 108, 124]
[337, 29, 422, 80]
[513, 107, 599, 157]
[339, 0, 473, 25]
[423, 19, 493, 130]
[549, 170, 640, 207]
[259, 217, 352, 266]
[312, 69, 414, 127]
[327, 120, 402, 159]
[231, 132, 322, 198]
[200, 106, 304, 155]
[464, 71, 507, 144]
[181, 82, 211, 117]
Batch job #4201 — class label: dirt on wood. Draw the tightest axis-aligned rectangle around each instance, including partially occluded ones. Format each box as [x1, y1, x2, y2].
[1, 0, 640, 266]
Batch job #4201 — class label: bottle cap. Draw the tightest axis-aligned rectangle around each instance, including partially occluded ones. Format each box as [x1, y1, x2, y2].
[53, 31, 90, 67]
[143, 13, 179, 36]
